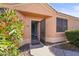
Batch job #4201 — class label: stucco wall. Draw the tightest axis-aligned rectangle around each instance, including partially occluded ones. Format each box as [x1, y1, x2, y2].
[16, 11, 31, 46]
[45, 12, 79, 43]
[17, 11, 47, 45]
[45, 11, 79, 43]
[68, 17, 79, 30]
[15, 4, 56, 44]
[13, 4, 79, 44]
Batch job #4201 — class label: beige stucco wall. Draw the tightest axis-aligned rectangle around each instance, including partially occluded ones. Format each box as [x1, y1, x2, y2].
[4, 3, 79, 44]
[16, 11, 31, 46]
[46, 12, 79, 43]
[16, 4, 79, 44]
[17, 11, 47, 45]
[68, 17, 79, 30]
[14, 4, 56, 44]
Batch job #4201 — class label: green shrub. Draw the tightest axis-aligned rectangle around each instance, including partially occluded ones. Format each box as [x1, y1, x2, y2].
[65, 30, 79, 47]
[0, 9, 24, 56]
[0, 39, 20, 56]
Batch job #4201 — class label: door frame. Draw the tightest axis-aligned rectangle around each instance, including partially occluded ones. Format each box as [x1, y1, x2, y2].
[31, 19, 46, 45]
[31, 20, 40, 45]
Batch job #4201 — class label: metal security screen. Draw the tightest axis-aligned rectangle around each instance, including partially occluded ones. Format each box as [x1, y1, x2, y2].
[56, 17, 68, 32]
[40, 19, 46, 44]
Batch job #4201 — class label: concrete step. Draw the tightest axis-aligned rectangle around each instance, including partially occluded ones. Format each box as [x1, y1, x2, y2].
[30, 46, 54, 56]
[30, 43, 44, 49]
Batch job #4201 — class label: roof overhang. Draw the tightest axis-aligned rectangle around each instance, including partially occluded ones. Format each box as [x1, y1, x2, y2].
[0, 3, 56, 17]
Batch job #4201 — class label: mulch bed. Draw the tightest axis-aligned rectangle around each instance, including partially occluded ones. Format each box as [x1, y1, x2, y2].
[20, 51, 33, 56]
[19, 44, 33, 56]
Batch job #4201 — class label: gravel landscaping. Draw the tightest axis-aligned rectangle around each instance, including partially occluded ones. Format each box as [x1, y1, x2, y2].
[49, 43, 79, 56]
[53, 43, 79, 52]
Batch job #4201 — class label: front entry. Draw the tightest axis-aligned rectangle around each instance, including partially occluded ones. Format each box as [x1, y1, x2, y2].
[31, 21, 40, 45]
[31, 19, 46, 45]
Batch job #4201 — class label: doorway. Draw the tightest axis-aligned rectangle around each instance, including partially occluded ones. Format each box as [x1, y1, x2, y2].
[31, 19, 46, 45]
[31, 21, 40, 45]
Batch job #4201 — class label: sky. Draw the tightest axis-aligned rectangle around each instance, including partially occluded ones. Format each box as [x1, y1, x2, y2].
[49, 3, 79, 17]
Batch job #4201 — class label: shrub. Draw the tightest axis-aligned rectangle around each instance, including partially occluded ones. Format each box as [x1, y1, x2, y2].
[0, 39, 20, 56]
[0, 9, 24, 56]
[65, 30, 79, 47]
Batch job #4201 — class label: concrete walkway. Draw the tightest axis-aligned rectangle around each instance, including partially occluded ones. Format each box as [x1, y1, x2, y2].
[30, 45, 54, 56]
[30, 44, 79, 56]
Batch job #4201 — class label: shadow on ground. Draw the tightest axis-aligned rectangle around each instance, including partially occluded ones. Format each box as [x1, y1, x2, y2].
[19, 44, 33, 56]
[19, 43, 44, 56]
[49, 44, 79, 56]
[49, 45, 65, 56]
[30, 43, 44, 49]
[19, 44, 30, 52]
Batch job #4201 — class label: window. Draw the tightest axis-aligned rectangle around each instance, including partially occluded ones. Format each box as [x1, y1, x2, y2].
[56, 17, 68, 32]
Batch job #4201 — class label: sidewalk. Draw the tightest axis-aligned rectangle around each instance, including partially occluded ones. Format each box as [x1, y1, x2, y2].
[31, 45, 54, 56]
[30, 44, 79, 56]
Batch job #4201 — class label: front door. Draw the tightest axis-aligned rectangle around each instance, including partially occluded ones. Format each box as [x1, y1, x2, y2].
[31, 21, 40, 45]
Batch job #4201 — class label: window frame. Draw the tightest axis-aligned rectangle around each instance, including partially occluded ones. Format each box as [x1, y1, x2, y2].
[56, 17, 68, 32]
